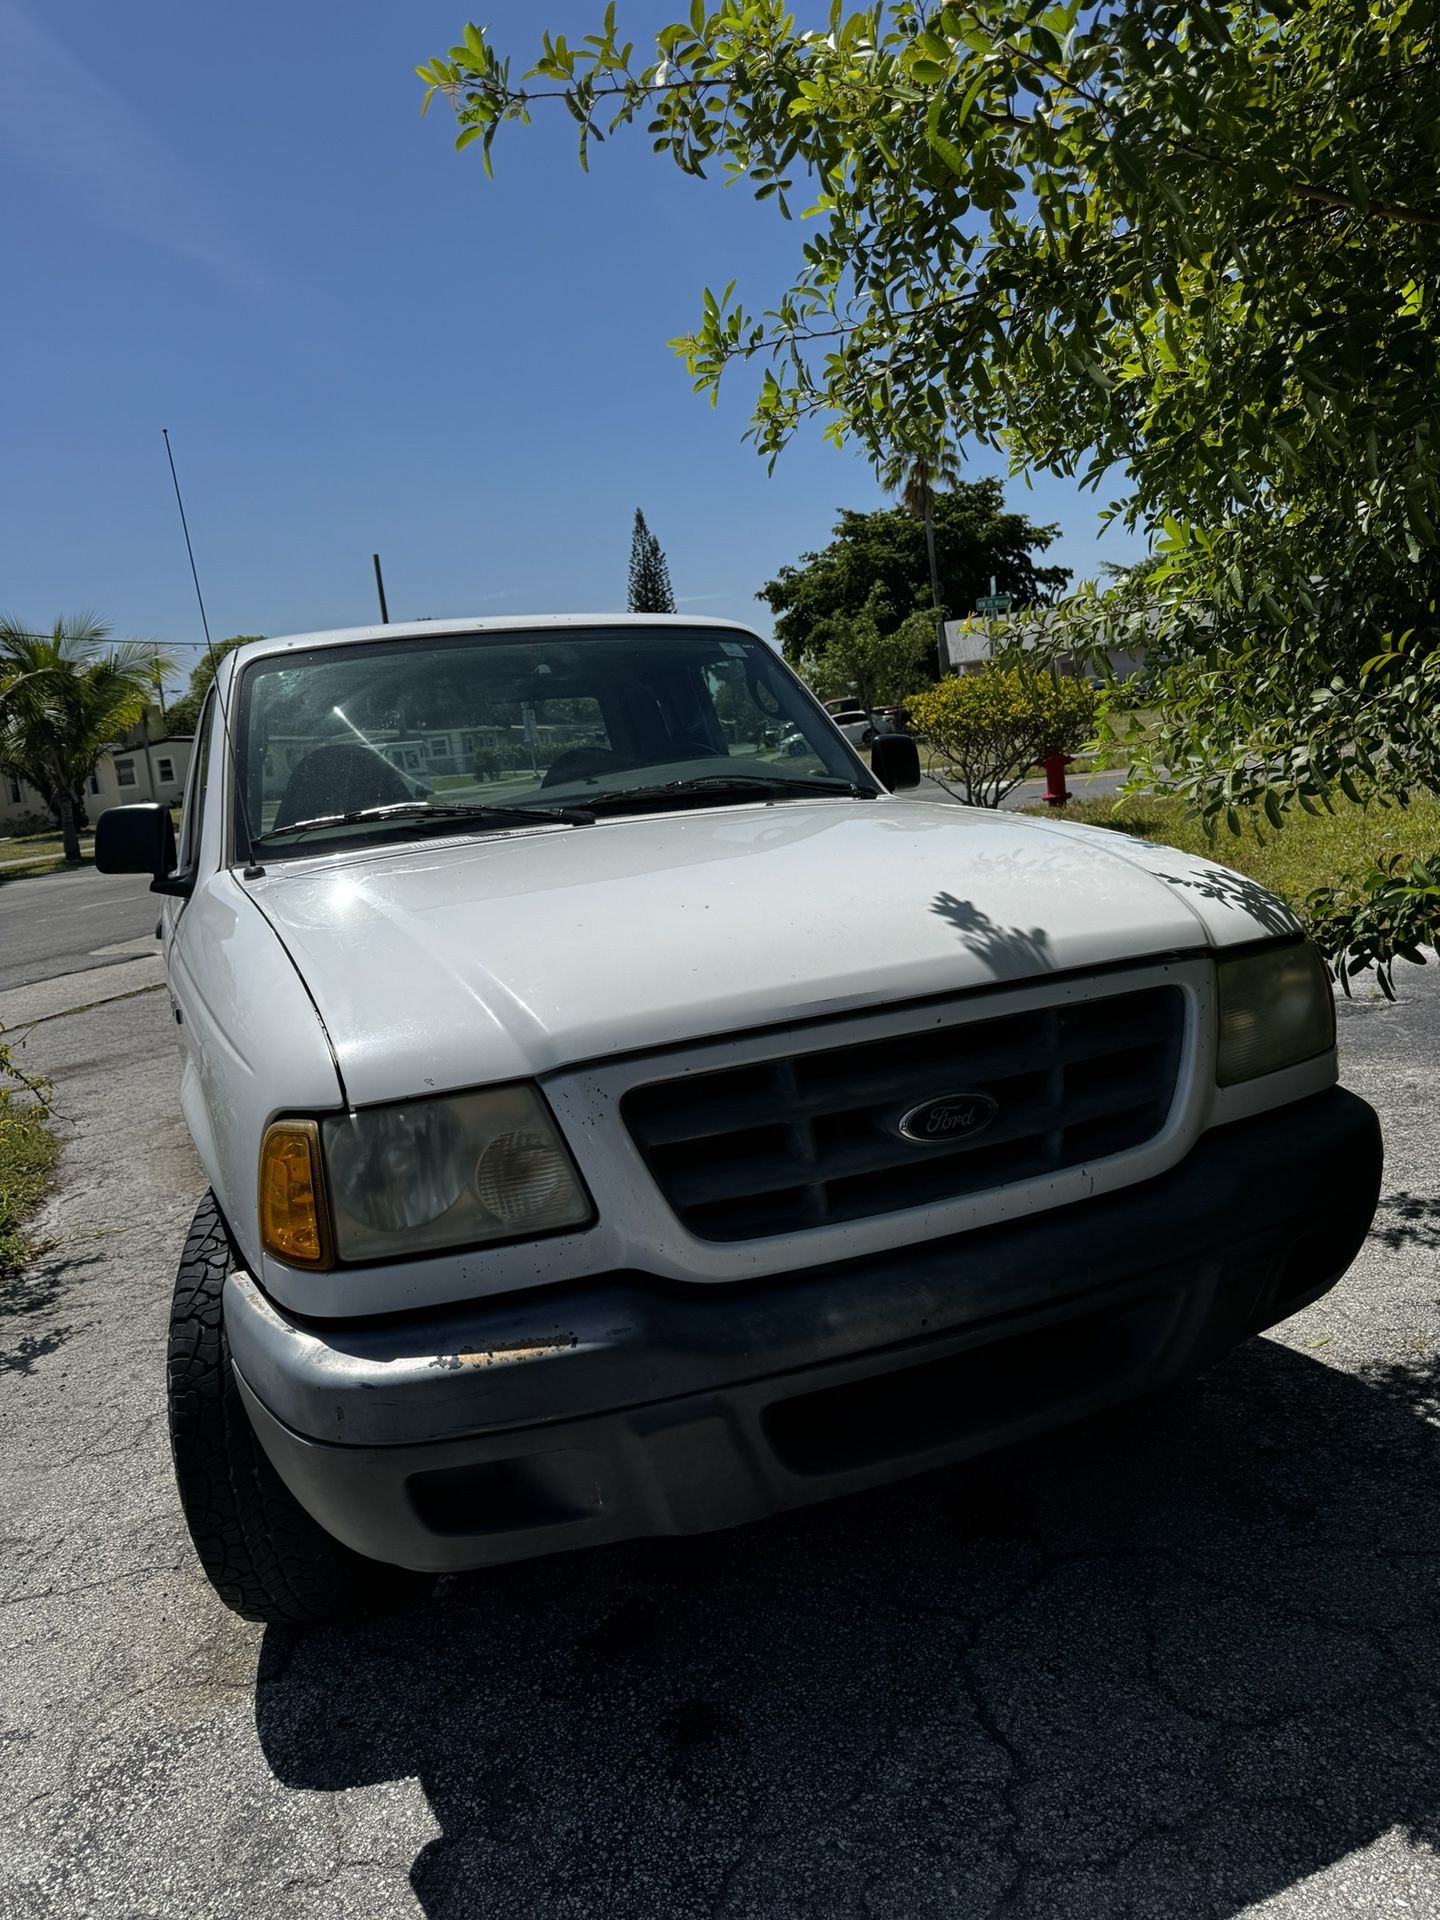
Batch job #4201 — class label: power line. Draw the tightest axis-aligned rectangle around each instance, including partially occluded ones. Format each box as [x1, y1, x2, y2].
[0, 629, 215, 649]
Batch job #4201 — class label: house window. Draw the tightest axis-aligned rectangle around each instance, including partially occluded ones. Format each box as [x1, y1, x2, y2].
[5, 777, 19, 804]
[427, 737, 449, 756]
[157, 757, 176, 784]
[115, 759, 137, 788]
[89, 770, 100, 795]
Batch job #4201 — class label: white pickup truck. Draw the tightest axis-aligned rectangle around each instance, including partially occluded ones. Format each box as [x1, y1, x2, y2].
[97, 617, 1381, 1625]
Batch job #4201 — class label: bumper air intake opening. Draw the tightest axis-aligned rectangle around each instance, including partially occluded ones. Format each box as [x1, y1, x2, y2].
[762, 1289, 1174, 1478]
[407, 1449, 606, 1537]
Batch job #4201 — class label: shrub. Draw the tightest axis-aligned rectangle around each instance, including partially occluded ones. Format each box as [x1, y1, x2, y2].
[906, 669, 1098, 808]
[1, 810, 58, 839]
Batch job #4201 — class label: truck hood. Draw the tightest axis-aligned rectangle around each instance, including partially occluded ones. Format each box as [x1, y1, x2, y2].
[245, 797, 1299, 1105]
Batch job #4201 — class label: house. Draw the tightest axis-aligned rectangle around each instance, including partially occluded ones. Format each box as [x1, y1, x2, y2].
[91, 706, 195, 810]
[0, 704, 194, 837]
[941, 612, 1148, 682]
[0, 769, 50, 834]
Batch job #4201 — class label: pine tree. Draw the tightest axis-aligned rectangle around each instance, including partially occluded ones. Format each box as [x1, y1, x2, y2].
[627, 509, 676, 614]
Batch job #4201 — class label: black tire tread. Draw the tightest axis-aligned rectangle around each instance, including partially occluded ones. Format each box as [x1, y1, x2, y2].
[167, 1191, 424, 1626]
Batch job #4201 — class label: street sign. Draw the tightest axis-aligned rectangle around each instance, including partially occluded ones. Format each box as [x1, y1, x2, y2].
[976, 594, 1011, 615]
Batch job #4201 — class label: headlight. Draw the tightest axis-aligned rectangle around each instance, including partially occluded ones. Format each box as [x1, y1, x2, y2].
[316, 1084, 590, 1264]
[1215, 942, 1335, 1087]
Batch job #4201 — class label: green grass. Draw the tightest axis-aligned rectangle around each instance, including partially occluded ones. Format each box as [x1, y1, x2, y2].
[0, 850, 92, 885]
[1027, 791, 1440, 907]
[0, 1094, 59, 1279]
[0, 825, 93, 856]
[0, 838, 66, 862]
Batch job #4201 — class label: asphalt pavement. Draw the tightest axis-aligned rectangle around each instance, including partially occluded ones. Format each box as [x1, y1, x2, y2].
[0, 868, 160, 993]
[3, 908, 1440, 1918]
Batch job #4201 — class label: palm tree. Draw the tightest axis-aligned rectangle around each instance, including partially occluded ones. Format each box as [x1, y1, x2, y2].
[875, 434, 965, 638]
[0, 616, 170, 863]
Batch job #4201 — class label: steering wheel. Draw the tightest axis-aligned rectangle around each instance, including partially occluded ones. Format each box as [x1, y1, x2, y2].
[541, 747, 642, 788]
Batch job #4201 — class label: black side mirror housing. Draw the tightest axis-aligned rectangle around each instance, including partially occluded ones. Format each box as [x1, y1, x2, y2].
[870, 734, 921, 791]
[95, 803, 189, 896]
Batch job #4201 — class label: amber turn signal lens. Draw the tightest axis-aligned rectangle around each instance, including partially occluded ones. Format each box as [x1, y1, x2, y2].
[258, 1120, 333, 1270]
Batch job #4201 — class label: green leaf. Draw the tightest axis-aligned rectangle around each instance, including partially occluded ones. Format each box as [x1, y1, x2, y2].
[1113, 142, 1159, 192]
[924, 97, 968, 179]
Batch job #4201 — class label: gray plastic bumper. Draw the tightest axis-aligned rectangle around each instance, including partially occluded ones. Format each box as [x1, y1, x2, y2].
[226, 1090, 1382, 1573]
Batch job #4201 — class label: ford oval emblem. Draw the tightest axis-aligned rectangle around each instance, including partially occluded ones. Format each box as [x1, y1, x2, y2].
[896, 1092, 999, 1146]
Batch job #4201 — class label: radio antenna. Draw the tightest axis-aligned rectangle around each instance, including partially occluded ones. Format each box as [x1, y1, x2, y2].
[161, 429, 262, 873]
[163, 429, 217, 667]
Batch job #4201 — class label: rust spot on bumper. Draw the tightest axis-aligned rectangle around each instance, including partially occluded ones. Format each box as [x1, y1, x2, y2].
[429, 1335, 578, 1372]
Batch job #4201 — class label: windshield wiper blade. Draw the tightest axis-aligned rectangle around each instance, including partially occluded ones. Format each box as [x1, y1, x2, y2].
[251, 799, 595, 846]
[584, 775, 875, 814]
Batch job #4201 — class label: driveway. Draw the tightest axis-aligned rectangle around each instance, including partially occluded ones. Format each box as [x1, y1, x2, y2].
[2, 964, 1439, 1918]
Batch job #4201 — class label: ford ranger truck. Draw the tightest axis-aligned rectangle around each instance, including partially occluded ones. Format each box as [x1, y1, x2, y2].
[95, 617, 1382, 1624]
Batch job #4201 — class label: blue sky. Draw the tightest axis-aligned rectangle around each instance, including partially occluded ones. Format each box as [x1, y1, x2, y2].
[0, 0, 1143, 688]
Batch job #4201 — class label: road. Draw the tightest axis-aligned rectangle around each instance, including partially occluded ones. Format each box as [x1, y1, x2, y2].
[0, 868, 159, 993]
[917, 765, 1130, 811]
[4, 895, 1440, 1918]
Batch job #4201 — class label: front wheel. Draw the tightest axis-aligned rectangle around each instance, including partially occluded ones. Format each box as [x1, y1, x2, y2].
[166, 1192, 428, 1626]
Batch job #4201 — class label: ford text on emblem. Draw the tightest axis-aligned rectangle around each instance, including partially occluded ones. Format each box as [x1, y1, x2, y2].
[897, 1092, 999, 1146]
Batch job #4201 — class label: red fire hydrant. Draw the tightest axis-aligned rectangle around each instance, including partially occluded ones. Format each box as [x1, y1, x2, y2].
[1041, 752, 1073, 807]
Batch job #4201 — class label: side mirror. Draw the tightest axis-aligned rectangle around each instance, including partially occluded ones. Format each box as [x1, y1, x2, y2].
[95, 803, 188, 896]
[870, 734, 921, 791]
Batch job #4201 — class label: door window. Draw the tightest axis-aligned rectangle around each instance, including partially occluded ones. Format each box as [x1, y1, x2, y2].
[177, 693, 215, 872]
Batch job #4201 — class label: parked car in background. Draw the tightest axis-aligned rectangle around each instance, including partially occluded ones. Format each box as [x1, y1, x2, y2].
[823, 699, 876, 747]
[97, 614, 1381, 1626]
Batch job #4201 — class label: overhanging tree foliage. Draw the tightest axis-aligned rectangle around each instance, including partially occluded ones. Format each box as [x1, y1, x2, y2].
[761, 479, 1068, 667]
[420, 2, 1440, 980]
[628, 509, 677, 613]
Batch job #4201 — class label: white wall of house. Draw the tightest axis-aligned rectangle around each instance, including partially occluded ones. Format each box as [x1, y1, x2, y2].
[941, 616, 1146, 682]
[0, 771, 51, 833]
[92, 731, 193, 810]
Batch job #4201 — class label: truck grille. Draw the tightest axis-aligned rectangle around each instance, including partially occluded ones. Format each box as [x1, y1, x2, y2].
[622, 985, 1186, 1243]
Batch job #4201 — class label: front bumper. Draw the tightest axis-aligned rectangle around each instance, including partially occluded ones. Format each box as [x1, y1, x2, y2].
[226, 1089, 1381, 1573]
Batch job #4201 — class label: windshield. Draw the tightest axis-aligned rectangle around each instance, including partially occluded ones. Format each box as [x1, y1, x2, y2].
[233, 626, 871, 856]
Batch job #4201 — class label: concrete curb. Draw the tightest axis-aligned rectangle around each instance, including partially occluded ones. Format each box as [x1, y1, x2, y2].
[0, 954, 164, 1031]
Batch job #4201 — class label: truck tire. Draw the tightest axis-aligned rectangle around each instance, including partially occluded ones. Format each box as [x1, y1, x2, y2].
[167, 1191, 428, 1627]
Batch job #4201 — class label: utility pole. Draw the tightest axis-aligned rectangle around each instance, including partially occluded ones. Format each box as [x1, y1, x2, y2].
[139, 707, 159, 800]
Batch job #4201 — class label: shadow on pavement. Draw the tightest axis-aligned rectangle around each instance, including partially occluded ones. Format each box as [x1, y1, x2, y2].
[1369, 1189, 1440, 1252]
[0, 1250, 103, 1376]
[255, 1337, 1440, 1918]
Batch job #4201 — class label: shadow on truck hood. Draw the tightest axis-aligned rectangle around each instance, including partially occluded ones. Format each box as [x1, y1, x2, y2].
[245, 797, 1300, 1105]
